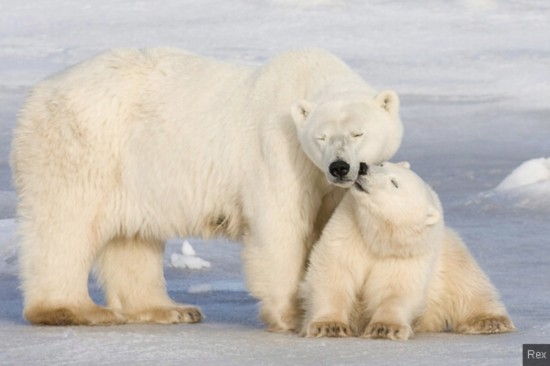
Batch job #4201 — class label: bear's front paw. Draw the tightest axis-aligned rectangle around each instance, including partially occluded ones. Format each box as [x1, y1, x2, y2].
[363, 321, 412, 340]
[305, 320, 351, 338]
[457, 315, 516, 334]
[259, 303, 300, 333]
[128, 305, 203, 324]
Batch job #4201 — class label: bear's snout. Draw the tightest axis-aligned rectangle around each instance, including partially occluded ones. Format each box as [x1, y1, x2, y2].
[329, 160, 350, 178]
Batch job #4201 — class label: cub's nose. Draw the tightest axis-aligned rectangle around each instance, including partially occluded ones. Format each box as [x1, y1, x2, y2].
[359, 162, 368, 175]
[329, 160, 350, 178]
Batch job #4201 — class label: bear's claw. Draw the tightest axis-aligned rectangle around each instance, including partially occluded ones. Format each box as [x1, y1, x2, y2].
[306, 320, 351, 338]
[457, 315, 515, 334]
[363, 321, 412, 340]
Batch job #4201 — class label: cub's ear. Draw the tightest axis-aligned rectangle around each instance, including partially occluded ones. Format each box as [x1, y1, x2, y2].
[290, 100, 314, 127]
[396, 161, 411, 169]
[375, 90, 400, 115]
[426, 205, 441, 227]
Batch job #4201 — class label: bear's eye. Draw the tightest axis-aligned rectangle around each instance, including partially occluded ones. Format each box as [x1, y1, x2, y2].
[351, 132, 363, 138]
[316, 135, 326, 142]
[391, 179, 399, 188]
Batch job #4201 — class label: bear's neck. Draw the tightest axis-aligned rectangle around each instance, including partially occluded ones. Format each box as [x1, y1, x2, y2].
[357, 215, 443, 259]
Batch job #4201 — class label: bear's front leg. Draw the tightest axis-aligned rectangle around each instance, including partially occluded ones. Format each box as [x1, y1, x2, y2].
[242, 233, 305, 332]
[241, 207, 313, 332]
[361, 296, 418, 341]
[300, 229, 358, 338]
[361, 257, 434, 340]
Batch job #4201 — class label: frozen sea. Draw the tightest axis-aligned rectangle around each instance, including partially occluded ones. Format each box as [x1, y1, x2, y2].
[0, 1, 549, 365]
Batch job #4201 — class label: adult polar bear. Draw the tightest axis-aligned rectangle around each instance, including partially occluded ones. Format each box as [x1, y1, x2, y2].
[11, 48, 403, 331]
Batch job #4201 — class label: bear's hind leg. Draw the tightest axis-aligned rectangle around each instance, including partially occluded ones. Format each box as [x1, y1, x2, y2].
[457, 314, 515, 334]
[20, 217, 125, 326]
[95, 236, 202, 324]
[24, 304, 126, 326]
[448, 284, 516, 334]
[424, 229, 516, 335]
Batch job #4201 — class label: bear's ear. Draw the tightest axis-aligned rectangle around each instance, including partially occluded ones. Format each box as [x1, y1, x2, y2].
[426, 205, 440, 227]
[396, 161, 411, 169]
[291, 100, 314, 127]
[376, 90, 400, 115]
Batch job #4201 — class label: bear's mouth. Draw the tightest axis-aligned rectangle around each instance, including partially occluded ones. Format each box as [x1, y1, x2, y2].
[354, 181, 368, 193]
[330, 177, 355, 188]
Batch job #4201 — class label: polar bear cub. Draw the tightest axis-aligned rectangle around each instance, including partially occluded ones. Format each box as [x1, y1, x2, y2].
[301, 162, 515, 339]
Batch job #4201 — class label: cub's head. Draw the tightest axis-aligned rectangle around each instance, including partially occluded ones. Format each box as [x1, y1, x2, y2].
[291, 91, 403, 187]
[352, 161, 442, 230]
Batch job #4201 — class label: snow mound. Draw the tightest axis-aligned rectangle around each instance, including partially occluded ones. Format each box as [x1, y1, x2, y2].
[467, 158, 550, 212]
[495, 158, 550, 191]
[170, 240, 211, 270]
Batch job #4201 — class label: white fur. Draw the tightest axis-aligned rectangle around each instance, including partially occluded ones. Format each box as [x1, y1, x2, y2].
[292, 90, 402, 187]
[11, 48, 403, 329]
[301, 162, 515, 338]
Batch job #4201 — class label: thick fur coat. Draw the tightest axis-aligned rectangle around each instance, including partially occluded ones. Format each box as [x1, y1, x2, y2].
[12, 48, 403, 330]
[301, 162, 515, 338]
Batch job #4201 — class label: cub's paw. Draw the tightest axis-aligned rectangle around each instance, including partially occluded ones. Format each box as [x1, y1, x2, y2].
[128, 305, 203, 324]
[457, 315, 516, 334]
[363, 321, 412, 340]
[305, 320, 351, 338]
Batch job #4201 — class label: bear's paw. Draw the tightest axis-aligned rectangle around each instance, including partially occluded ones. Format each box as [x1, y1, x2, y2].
[306, 320, 351, 338]
[24, 304, 127, 326]
[457, 314, 516, 334]
[128, 305, 203, 324]
[362, 321, 413, 340]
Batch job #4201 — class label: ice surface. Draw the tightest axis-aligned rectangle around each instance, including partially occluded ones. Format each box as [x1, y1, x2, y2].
[0, 0, 549, 365]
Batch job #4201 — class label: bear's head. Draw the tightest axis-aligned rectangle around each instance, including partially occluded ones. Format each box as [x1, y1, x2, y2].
[351, 161, 444, 257]
[291, 91, 403, 188]
[352, 161, 442, 232]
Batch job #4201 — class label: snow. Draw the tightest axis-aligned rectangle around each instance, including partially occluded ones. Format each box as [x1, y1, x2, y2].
[465, 158, 550, 213]
[0, 0, 549, 365]
[496, 158, 550, 191]
[170, 240, 211, 270]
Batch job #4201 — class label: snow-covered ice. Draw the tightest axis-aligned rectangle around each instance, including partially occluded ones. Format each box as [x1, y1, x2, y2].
[0, 0, 549, 365]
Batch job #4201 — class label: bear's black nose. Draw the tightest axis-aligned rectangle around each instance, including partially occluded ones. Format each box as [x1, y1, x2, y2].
[359, 162, 368, 175]
[329, 160, 350, 178]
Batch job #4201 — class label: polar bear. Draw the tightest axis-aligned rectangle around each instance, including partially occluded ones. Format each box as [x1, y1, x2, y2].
[11, 48, 403, 330]
[301, 162, 515, 339]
